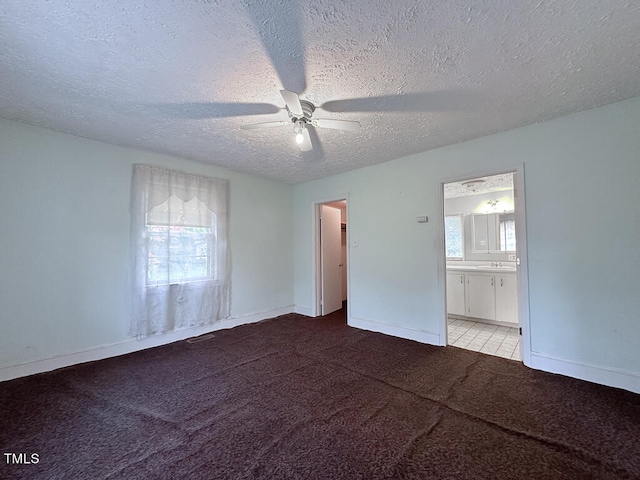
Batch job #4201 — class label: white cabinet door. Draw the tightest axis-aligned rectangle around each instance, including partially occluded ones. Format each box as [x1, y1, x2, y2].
[446, 273, 466, 316]
[466, 274, 496, 320]
[496, 274, 518, 324]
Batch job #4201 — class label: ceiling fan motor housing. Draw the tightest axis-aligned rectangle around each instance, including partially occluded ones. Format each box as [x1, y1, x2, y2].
[288, 100, 316, 123]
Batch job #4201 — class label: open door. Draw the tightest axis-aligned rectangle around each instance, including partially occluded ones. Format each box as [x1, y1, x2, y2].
[320, 205, 343, 315]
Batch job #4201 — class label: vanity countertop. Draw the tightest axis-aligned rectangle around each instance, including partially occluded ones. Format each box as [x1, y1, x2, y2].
[446, 264, 516, 273]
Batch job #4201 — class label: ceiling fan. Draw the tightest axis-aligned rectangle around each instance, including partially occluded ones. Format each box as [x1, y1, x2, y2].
[241, 90, 361, 152]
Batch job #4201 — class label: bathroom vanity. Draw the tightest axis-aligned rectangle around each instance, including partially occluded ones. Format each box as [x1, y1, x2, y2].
[446, 265, 518, 325]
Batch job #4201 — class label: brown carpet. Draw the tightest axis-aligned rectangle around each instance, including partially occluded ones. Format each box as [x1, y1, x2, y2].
[1, 309, 640, 479]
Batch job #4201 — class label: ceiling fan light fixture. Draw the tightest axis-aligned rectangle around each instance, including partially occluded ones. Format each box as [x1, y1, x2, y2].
[294, 120, 306, 144]
[242, 90, 359, 152]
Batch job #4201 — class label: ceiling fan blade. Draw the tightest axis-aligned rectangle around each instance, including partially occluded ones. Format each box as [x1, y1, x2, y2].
[304, 125, 325, 159]
[280, 90, 304, 117]
[299, 127, 312, 152]
[241, 121, 290, 130]
[320, 90, 477, 113]
[312, 118, 361, 132]
[141, 102, 280, 119]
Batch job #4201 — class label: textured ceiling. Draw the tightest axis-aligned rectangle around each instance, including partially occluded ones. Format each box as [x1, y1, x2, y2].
[444, 173, 513, 199]
[1, 1, 639, 184]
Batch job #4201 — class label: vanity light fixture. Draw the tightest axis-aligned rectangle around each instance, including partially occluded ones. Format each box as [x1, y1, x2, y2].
[485, 199, 501, 213]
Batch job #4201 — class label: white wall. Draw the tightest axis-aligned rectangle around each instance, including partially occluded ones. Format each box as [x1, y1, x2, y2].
[293, 96, 640, 392]
[0, 118, 293, 375]
[3, 96, 640, 392]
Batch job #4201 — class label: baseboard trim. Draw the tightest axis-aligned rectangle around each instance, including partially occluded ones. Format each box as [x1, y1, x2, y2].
[10, 310, 635, 394]
[0, 306, 294, 383]
[348, 316, 441, 345]
[293, 305, 314, 317]
[529, 352, 640, 394]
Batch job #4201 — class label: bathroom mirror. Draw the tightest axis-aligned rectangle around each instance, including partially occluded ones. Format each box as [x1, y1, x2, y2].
[472, 212, 516, 253]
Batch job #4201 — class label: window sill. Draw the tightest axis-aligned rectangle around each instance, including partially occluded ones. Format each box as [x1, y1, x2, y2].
[144, 278, 223, 290]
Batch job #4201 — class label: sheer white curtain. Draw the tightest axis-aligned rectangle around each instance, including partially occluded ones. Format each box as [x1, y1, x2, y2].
[130, 164, 230, 337]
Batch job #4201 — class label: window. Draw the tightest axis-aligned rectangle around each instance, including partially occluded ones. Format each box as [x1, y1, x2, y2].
[445, 214, 463, 260]
[499, 212, 516, 252]
[130, 165, 230, 337]
[145, 196, 217, 284]
[146, 224, 213, 283]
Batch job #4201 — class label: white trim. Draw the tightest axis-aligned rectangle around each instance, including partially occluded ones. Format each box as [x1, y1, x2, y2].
[529, 352, 640, 394]
[0, 306, 294, 383]
[348, 316, 441, 345]
[512, 165, 532, 366]
[293, 305, 314, 317]
[436, 180, 448, 346]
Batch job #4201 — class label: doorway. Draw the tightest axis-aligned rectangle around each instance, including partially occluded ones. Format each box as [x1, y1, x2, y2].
[440, 167, 530, 364]
[313, 197, 349, 317]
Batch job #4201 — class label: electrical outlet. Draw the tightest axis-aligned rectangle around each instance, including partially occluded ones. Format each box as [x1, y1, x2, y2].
[508, 254, 516, 261]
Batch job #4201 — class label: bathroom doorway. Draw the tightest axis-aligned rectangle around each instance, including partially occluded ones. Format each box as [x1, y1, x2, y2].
[440, 167, 530, 364]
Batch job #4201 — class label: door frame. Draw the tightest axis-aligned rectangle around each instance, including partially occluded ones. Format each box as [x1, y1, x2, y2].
[437, 165, 531, 365]
[311, 194, 350, 318]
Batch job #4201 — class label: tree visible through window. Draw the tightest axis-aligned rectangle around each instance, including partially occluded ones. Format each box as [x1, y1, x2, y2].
[445, 214, 463, 259]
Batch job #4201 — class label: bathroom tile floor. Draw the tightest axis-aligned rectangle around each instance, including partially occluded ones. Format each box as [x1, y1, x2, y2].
[447, 318, 521, 361]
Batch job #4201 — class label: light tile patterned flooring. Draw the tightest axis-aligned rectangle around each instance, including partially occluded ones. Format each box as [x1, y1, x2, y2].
[448, 318, 521, 361]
